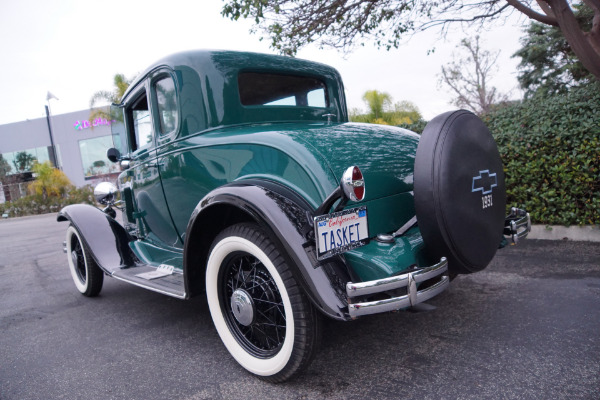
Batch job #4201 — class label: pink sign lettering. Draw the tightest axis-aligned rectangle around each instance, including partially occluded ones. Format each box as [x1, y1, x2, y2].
[74, 118, 116, 131]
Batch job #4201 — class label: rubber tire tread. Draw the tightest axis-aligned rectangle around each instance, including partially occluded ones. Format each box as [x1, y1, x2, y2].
[211, 223, 321, 383]
[70, 224, 104, 297]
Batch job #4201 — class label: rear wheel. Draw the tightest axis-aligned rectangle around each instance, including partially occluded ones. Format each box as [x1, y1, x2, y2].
[206, 223, 320, 382]
[66, 225, 103, 297]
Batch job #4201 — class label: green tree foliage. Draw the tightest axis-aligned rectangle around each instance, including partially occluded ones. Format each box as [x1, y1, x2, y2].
[483, 82, 600, 225]
[513, 4, 595, 98]
[0, 154, 11, 181]
[363, 90, 392, 119]
[440, 36, 508, 115]
[221, 0, 600, 80]
[30, 161, 72, 199]
[12, 152, 36, 173]
[89, 73, 133, 122]
[350, 91, 424, 126]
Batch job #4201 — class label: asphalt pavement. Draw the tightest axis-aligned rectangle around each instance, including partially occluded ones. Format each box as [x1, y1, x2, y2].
[1, 213, 599, 400]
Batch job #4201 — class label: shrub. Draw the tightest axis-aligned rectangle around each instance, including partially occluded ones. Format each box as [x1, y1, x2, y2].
[0, 186, 95, 218]
[483, 82, 600, 225]
[30, 161, 72, 198]
[397, 119, 428, 134]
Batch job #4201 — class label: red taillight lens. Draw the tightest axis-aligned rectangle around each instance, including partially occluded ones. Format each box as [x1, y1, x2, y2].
[342, 166, 365, 202]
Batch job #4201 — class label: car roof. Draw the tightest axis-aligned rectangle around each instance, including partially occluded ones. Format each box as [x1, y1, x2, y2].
[119, 50, 348, 133]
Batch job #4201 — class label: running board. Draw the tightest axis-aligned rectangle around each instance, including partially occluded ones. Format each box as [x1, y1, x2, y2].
[111, 265, 186, 299]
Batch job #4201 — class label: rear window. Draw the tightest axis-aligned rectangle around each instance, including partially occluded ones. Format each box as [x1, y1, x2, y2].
[238, 72, 328, 108]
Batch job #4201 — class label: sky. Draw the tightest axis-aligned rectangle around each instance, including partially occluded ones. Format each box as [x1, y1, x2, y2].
[0, 0, 529, 126]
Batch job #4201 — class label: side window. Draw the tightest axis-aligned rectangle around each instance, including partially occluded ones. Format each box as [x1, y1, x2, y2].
[154, 76, 178, 136]
[128, 90, 152, 151]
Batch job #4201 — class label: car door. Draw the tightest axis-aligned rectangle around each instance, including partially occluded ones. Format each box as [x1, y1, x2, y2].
[124, 82, 181, 248]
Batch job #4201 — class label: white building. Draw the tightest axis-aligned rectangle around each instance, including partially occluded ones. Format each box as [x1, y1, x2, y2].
[0, 109, 118, 192]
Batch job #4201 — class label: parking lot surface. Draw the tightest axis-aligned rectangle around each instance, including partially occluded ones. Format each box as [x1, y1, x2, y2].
[1, 213, 599, 399]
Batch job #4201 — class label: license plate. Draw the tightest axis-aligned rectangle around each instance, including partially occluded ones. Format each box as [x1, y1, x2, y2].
[314, 206, 369, 260]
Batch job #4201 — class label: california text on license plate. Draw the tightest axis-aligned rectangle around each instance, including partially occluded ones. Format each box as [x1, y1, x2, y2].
[314, 206, 369, 260]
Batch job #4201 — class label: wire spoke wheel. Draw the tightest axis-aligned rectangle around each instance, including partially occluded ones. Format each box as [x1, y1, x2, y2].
[206, 223, 320, 382]
[220, 253, 286, 358]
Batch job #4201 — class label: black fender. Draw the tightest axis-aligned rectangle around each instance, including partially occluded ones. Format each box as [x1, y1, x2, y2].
[57, 204, 138, 273]
[183, 181, 352, 321]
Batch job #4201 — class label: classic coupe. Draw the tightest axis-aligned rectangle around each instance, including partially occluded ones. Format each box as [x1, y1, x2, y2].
[58, 50, 530, 382]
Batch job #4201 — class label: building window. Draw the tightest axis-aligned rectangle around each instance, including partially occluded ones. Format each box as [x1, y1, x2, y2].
[1, 146, 52, 175]
[79, 136, 118, 179]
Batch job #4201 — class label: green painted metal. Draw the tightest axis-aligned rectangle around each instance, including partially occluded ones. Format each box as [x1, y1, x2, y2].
[116, 50, 426, 284]
[129, 240, 184, 270]
[344, 227, 426, 282]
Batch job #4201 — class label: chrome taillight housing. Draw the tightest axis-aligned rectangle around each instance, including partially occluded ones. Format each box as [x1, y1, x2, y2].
[341, 166, 365, 202]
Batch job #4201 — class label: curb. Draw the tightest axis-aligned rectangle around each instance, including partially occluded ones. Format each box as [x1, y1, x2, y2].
[528, 225, 600, 242]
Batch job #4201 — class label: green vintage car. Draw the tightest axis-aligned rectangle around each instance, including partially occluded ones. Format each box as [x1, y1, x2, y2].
[58, 50, 530, 382]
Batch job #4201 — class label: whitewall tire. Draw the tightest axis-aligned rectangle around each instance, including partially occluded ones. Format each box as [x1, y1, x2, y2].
[66, 225, 103, 297]
[206, 223, 320, 382]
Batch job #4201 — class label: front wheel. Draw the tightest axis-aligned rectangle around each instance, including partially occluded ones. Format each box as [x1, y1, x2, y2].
[206, 223, 320, 382]
[66, 225, 103, 297]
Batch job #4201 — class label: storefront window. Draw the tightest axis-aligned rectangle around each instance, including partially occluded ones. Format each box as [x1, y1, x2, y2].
[79, 136, 119, 178]
[1, 146, 52, 175]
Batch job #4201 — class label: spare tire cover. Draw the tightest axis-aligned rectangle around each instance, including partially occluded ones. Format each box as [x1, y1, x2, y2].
[414, 110, 506, 274]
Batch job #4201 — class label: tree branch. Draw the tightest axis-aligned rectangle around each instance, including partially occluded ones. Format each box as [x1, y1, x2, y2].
[582, 0, 600, 41]
[420, 3, 511, 30]
[505, 0, 558, 25]
[535, 0, 556, 19]
[545, 0, 600, 77]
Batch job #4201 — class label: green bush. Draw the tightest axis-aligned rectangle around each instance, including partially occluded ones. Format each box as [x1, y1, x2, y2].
[397, 119, 428, 134]
[483, 82, 600, 225]
[0, 186, 95, 218]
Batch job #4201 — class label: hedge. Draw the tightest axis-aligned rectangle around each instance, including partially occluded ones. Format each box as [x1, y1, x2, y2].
[0, 186, 95, 218]
[483, 82, 600, 225]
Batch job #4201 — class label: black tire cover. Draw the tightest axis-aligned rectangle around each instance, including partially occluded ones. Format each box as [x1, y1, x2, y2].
[414, 110, 506, 274]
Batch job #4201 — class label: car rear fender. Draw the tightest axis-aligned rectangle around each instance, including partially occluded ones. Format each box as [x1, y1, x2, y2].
[183, 181, 352, 321]
[57, 204, 138, 274]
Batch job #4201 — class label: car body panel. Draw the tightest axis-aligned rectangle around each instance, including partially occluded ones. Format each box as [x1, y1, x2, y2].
[155, 122, 419, 243]
[60, 50, 466, 321]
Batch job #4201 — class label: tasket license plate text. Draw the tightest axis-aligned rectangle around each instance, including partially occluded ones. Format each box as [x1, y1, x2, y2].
[314, 206, 369, 260]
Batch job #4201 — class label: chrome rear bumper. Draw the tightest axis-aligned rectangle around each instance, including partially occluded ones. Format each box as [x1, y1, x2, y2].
[346, 257, 449, 318]
[504, 207, 531, 244]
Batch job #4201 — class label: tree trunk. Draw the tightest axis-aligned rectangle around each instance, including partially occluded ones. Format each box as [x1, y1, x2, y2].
[543, 0, 600, 80]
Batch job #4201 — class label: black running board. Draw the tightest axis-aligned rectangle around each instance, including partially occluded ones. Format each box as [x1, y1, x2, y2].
[111, 266, 186, 299]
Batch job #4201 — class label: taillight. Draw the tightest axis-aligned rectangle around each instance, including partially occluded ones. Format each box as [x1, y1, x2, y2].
[341, 166, 365, 202]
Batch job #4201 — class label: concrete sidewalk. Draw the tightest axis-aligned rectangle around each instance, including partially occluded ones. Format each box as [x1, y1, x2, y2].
[529, 224, 600, 242]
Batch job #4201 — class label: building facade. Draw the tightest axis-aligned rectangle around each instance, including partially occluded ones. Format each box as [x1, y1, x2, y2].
[0, 109, 118, 198]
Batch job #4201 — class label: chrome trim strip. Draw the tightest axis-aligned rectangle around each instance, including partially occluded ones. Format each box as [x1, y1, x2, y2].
[392, 215, 417, 238]
[346, 272, 410, 297]
[416, 275, 449, 304]
[348, 294, 412, 316]
[111, 274, 187, 299]
[347, 257, 448, 318]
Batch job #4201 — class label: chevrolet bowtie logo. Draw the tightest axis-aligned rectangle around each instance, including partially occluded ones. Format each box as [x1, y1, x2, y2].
[472, 170, 498, 195]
